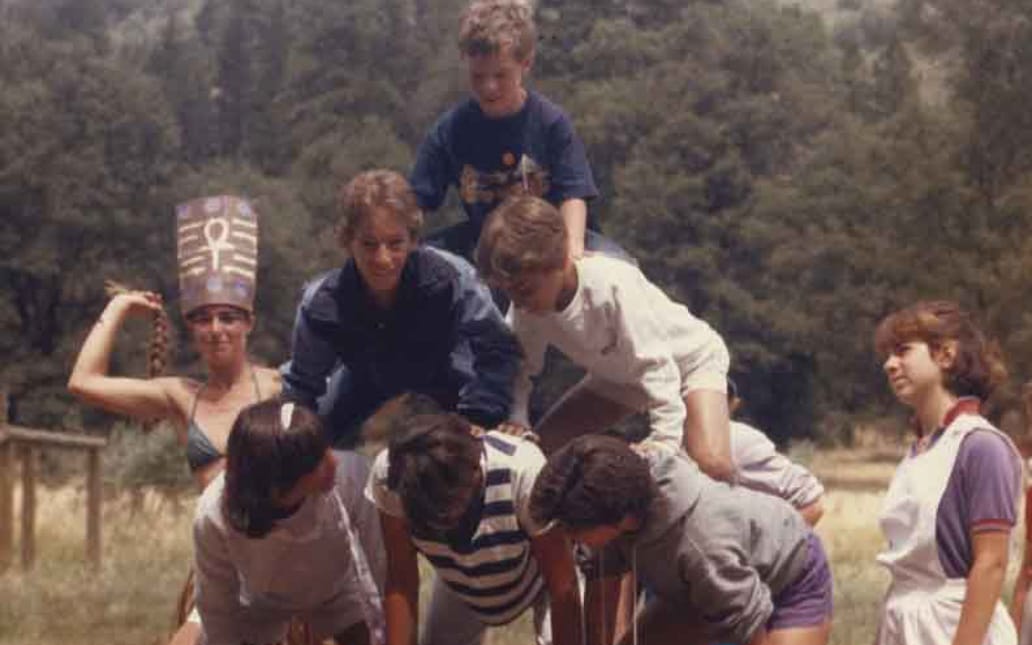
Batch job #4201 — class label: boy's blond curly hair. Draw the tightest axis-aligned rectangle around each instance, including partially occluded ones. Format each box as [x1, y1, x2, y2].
[458, 0, 537, 62]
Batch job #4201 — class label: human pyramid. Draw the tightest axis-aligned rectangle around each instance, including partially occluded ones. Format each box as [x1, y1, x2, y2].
[66, 2, 1028, 645]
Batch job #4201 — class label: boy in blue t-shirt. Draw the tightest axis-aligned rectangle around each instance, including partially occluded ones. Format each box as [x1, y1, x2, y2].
[410, 0, 622, 261]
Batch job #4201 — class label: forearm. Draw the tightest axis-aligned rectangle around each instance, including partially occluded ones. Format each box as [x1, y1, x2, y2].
[550, 585, 584, 645]
[1011, 576, 1029, 632]
[798, 498, 825, 527]
[1011, 548, 1032, 627]
[383, 586, 418, 645]
[585, 577, 621, 645]
[559, 198, 587, 258]
[954, 555, 1007, 645]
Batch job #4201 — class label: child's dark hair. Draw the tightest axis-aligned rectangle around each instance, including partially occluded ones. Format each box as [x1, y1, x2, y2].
[361, 392, 444, 445]
[223, 399, 328, 538]
[874, 300, 1007, 399]
[387, 413, 481, 533]
[475, 195, 568, 286]
[530, 435, 656, 530]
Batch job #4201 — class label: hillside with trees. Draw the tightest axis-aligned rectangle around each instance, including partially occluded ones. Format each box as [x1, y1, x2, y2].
[3, 0, 1032, 444]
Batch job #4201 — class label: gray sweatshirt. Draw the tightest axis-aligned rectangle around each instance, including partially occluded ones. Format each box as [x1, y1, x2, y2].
[583, 451, 810, 644]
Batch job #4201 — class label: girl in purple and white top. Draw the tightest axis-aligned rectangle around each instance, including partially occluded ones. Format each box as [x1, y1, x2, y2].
[874, 300, 1023, 645]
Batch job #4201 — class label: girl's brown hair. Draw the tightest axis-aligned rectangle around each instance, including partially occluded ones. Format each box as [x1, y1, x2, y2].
[223, 399, 328, 538]
[336, 170, 423, 248]
[386, 412, 481, 535]
[874, 300, 1007, 399]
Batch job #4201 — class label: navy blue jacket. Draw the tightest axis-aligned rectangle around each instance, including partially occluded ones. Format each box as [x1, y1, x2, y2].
[283, 247, 520, 438]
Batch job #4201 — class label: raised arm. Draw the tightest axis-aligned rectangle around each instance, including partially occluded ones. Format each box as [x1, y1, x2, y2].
[67, 292, 180, 422]
[380, 511, 420, 645]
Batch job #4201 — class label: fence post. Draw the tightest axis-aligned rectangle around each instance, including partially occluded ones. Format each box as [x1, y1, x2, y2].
[20, 445, 36, 570]
[0, 390, 11, 571]
[86, 447, 101, 568]
[0, 438, 11, 571]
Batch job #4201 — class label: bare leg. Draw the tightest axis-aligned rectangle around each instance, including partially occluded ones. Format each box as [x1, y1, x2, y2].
[682, 389, 733, 482]
[535, 378, 637, 455]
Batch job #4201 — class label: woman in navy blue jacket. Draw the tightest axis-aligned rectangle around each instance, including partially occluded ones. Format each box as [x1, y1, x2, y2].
[282, 169, 521, 445]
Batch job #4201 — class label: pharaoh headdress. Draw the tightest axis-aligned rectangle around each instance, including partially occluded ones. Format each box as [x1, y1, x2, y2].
[176, 195, 258, 315]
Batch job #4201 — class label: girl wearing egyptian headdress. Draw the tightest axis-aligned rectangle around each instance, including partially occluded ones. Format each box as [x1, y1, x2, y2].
[67, 195, 282, 644]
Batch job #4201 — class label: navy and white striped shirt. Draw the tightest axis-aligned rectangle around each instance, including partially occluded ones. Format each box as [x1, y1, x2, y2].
[367, 432, 546, 625]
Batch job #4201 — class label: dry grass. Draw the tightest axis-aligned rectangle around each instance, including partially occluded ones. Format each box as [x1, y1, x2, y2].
[0, 446, 1021, 645]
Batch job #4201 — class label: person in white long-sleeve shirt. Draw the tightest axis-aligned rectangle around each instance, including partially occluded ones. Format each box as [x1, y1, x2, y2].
[193, 399, 384, 645]
[475, 195, 733, 481]
[726, 379, 825, 526]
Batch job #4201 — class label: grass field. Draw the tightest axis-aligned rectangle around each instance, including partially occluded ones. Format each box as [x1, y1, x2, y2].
[0, 445, 1019, 645]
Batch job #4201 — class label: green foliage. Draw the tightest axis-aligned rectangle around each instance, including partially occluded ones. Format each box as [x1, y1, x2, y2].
[5, 0, 1032, 443]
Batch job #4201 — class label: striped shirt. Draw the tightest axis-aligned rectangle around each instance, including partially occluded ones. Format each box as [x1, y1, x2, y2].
[367, 432, 546, 625]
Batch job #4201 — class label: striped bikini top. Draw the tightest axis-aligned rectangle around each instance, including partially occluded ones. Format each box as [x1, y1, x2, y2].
[409, 433, 543, 626]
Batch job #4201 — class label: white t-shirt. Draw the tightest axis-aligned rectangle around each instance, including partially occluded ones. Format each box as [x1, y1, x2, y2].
[509, 255, 728, 449]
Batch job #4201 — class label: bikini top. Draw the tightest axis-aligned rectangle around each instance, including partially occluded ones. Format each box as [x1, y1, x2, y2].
[185, 367, 262, 473]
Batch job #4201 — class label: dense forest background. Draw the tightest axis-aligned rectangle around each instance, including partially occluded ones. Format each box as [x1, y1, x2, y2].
[4, 0, 1032, 446]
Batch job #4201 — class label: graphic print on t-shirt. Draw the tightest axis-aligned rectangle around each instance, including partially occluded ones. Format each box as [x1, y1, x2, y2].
[458, 153, 550, 208]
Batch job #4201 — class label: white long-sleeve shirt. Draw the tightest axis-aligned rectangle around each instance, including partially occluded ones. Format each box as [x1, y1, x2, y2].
[509, 255, 728, 449]
[193, 451, 384, 645]
[731, 421, 825, 509]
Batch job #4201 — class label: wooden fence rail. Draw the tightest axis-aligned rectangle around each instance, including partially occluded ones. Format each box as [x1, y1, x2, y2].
[0, 396, 107, 571]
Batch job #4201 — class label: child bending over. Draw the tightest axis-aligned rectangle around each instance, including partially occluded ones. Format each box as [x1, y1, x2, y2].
[531, 435, 833, 645]
[476, 195, 733, 480]
[193, 400, 384, 645]
[365, 406, 581, 645]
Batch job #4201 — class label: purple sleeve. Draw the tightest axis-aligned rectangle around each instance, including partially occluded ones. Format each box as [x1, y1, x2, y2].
[958, 431, 1020, 528]
[935, 430, 1020, 578]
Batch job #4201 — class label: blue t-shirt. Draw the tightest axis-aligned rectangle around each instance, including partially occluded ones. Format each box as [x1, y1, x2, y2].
[410, 90, 599, 233]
